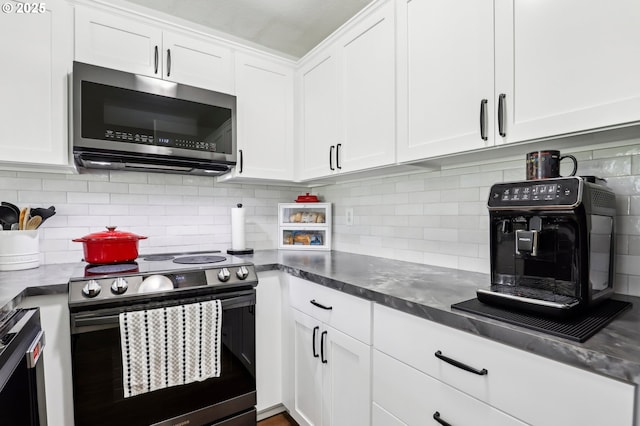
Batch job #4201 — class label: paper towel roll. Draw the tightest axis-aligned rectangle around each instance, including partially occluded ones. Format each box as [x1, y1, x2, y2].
[231, 205, 246, 250]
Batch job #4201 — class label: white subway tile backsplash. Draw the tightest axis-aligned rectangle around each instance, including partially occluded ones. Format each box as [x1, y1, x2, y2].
[68, 192, 110, 204]
[43, 179, 88, 192]
[88, 181, 129, 193]
[19, 191, 67, 204]
[0, 177, 42, 190]
[7, 138, 640, 296]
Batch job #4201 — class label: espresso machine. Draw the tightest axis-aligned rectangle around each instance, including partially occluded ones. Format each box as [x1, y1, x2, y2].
[478, 176, 616, 316]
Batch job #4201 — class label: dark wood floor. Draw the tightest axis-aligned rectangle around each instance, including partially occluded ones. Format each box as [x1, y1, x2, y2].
[257, 412, 298, 426]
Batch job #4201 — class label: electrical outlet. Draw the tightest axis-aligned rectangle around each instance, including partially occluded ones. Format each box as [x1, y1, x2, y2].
[346, 208, 354, 226]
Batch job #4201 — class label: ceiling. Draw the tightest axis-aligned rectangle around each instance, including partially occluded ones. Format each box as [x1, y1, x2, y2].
[122, 0, 374, 59]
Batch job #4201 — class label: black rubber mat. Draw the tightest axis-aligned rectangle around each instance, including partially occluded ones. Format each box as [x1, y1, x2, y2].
[451, 298, 631, 342]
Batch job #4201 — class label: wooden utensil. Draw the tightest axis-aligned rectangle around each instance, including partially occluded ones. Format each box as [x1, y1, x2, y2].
[18, 208, 27, 230]
[25, 215, 42, 230]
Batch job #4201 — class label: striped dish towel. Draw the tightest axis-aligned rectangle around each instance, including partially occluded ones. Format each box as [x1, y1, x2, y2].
[119, 299, 222, 398]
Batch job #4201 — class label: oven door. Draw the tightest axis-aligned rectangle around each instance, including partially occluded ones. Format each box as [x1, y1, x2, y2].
[70, 289, 256, 426]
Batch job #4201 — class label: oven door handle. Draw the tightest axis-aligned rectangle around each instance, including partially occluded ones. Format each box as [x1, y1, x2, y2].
[72, 293, 255, 332]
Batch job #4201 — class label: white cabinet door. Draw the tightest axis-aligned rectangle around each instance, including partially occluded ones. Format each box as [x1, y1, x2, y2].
[0, 0, 73, 168]
[75, 5, 162, 77]
[339, 1, 396, 172]
[291, 309, 323, 426]
[373, 350, 526, 426]
[255, 271, 283, 413]
[162, 31, 234, 94]
[494, 0, 640, 144]
[396, 0, 494, 163]
[232, 53, 294, 180]
[322, 326, 371, 426]
[75, 6, 234, 93]
[298, 49, 342, 180]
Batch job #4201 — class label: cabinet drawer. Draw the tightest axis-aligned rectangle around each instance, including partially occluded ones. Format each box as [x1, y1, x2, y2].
[289, 277, 371, 344]
[373, 350, 525, 426]
[373, 304, 635, 426]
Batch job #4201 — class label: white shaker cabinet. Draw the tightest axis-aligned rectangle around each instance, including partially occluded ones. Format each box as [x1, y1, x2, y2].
[288, 277, 372, 426]
[373, 303, 635, 426]
[337, 1, 396, 174]
[298, 47, 342, 180]
[75, 5, 234, 94]
[0, 0, 73, 169]
[226, 53, 294, 181]
[494, 0, 640, 144]
[396, 0, 495, 162]
[298, 2, 395, 180]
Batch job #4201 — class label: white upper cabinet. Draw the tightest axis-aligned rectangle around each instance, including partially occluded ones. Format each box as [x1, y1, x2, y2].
[0, 0, 74, 169]
[494, 0, 640, 144]
[75, 5, 234, 94]
[298, 48, 342, 180]
[339, 1, 396, 173]
[229, 53, 294, 181]
[298, 2, 396, 180]
[162, 31, 233, 94]
[396, 0, 495, 162]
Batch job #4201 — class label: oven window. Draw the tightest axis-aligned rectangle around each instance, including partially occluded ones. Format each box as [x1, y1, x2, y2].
[71, 304, 255, 426]
[81, 81, 233, 154]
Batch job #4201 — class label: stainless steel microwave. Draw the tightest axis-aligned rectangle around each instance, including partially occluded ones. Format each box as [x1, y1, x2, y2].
[72, 61, 236, 176]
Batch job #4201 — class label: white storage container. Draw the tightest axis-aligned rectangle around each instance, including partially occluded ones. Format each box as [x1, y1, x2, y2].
[278, 203, 332, 250]
[0, 230, 40, 271]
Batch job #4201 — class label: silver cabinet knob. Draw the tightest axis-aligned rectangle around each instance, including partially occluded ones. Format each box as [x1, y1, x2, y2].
[111, 277, 129, 294]
[82, 280, 101, 298]
[218, 267, 231, 282]
[236, 266, 249, 280]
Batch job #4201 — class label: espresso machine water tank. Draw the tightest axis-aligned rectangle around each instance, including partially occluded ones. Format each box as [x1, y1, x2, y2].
[478, 176, 616, 317]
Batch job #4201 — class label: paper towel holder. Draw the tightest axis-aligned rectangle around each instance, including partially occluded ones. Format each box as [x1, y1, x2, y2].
[227, 203, 254, 255]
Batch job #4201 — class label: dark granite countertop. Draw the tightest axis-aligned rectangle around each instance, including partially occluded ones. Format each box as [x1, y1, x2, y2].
[1, 250, 638, 388]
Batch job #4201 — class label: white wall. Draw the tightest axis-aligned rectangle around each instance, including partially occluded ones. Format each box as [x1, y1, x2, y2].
[0, 169, 301, 264]
[317, 141, 640, 296]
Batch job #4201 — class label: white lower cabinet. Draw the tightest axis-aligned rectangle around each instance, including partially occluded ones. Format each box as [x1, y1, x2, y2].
[287, 277, 372, 426]
[373, 303, 636, 426]
[19, 294, 74, 426]
[255, 271, 284, 415]
[373, 350, 525, 426]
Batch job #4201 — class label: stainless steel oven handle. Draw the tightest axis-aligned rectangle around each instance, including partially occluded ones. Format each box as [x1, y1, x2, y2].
[72, 293, 255, 331]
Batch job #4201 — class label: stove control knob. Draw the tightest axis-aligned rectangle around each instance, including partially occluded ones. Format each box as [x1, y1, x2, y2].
[218, 268, 231, 282]
[111, 277, 129, 295]
[236, 266, 249, 280]
[82, 280, 101, 298]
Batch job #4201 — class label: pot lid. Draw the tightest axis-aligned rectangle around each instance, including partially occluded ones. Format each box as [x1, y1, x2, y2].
[295, 193, 319, 203]
[73, 226, 148, 242]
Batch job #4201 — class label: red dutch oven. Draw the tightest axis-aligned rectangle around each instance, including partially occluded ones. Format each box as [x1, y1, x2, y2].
[73, 226, 147, 264]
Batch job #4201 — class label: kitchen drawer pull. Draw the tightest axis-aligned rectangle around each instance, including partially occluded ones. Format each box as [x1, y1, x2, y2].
[433, 411, 452, 426]
[336, 143, 342, 169]
[310, 299, 333, 310]
[321, 330, 328, 364]
[154, 45, 159, 74]
[479, 99, 488, 141]
[434, 350, 488, 376]
[312, 326, 320, 358]
[498, 93, 506, 137]
[329, 145, 335, 171]
[166, 48, 172, 77]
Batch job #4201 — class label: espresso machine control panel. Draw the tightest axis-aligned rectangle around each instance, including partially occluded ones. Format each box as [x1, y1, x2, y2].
[488, 177, 582, 209]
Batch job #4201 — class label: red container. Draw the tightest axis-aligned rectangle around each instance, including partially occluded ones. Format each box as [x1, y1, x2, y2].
[73, 226, 147, 264]
[295, 192, 319, 203]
